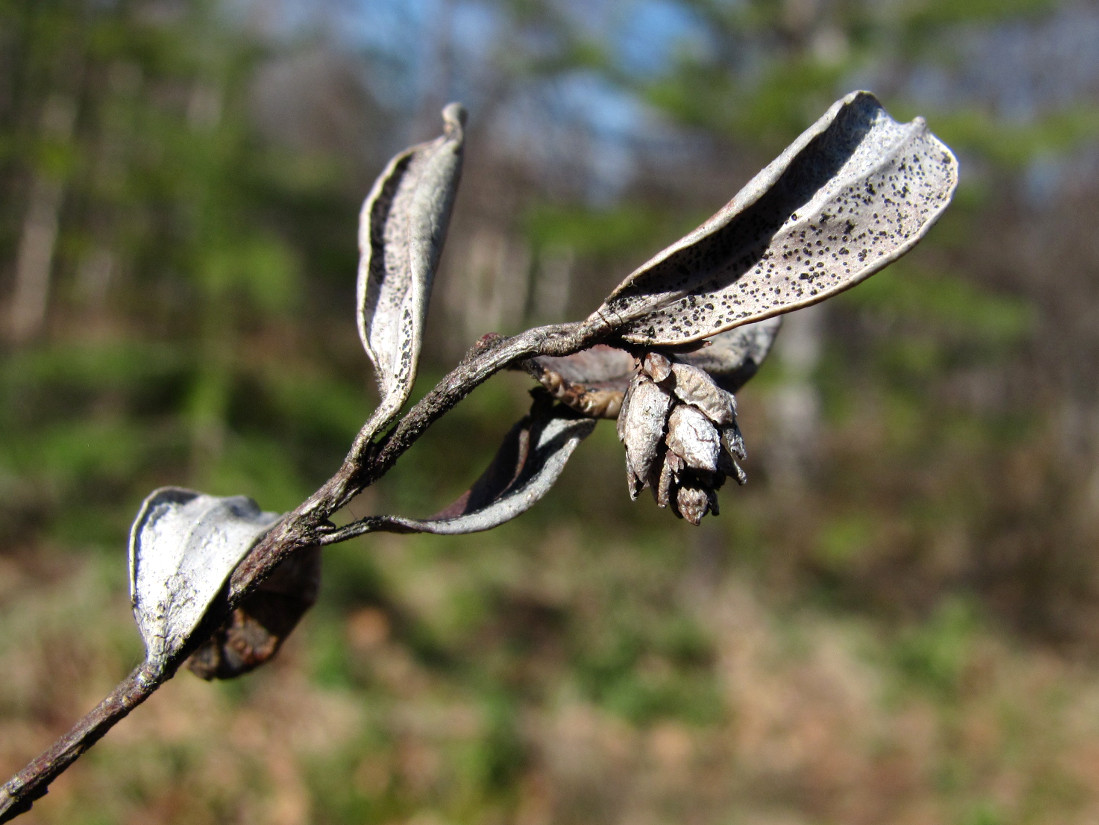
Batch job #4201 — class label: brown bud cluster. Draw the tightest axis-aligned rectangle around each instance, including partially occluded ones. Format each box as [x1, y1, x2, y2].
[616, 352, 747, 525]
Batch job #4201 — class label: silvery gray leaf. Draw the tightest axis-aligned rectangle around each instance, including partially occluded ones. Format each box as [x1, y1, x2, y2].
[363, 400, 595, 535]
[357, 103, 466, 435]
[590, 91, 958, 345]
[128, 488, 281, 670]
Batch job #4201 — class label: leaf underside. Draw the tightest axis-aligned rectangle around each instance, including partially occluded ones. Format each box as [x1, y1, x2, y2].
[361, 398, 596, 536]
[591, 91, 959, 346]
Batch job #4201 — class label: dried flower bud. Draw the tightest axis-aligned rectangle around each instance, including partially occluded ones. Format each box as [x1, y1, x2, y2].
[617, 355, 749, 524]
[618, 372, 675, 498]
[665, 405, 721, 474]
[669, 362, 736, 425]
[654, 458, 676, 509]
[642, 352, 672, 382]
[675, 485, 719, 526]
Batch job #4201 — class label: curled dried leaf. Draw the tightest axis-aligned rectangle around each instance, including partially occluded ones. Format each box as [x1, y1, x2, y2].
[527, 318, 781, 418]
[528, 344, 635, 419]
[186, 545, 321, 680]
[128, 488, 282, 670]
[590, 91, 958, 346]
[352, 397, 595, 536]
[357, 103, 467, 435]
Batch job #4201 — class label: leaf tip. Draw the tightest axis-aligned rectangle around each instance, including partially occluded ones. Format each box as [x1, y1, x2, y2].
[442, 102, 467, 133]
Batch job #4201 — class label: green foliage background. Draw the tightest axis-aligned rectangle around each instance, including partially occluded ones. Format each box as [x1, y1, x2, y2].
[3, 0, 1099, 823]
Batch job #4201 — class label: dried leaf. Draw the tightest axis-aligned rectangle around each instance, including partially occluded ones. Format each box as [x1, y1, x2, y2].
[535, 344, 637, 387]
[365, 398, 595, 535]
[185, 545, 321, 680]
[677, 317, 782, 393]
[128, 488, 281, 669]
[527, 319, 782, 418]
[529, 344, 637, 418]
[357, 103, 466, 434]
[590, 91, 958, 345]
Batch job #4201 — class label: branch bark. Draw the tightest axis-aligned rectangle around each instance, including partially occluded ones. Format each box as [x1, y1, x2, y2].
[0, 662, 162, 823]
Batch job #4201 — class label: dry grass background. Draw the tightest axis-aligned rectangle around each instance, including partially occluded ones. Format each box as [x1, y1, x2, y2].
[6, 457, 1099, 825]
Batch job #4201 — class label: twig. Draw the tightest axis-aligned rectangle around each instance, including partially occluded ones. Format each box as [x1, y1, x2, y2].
[0, 317, 610, 821]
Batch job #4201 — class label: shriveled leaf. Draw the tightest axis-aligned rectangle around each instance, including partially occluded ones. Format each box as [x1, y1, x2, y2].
[590, 91, 958, 346]
[528, 318, 782, 416]
[357, 102, 466, 434]
[128, 488, 281, 669]
[528, 344, 637, 419]
[534, 344, 637, 389]
[677, 316, 782, 393]
[363, 398, 595, 535]
[186, 545, 321, 681]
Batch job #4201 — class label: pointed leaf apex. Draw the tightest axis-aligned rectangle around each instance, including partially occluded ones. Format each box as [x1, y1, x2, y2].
[442, 102, 467, 131]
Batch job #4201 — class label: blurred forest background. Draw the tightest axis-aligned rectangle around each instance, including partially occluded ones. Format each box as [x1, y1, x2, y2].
[2, 0, 1099, 823]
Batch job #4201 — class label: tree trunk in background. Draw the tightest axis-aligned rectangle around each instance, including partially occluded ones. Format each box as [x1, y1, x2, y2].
[8, 95, 76, 343]
[446, 228, 532, 344]
[532, 244, 574, 326]
[768, 306, 824, 492]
